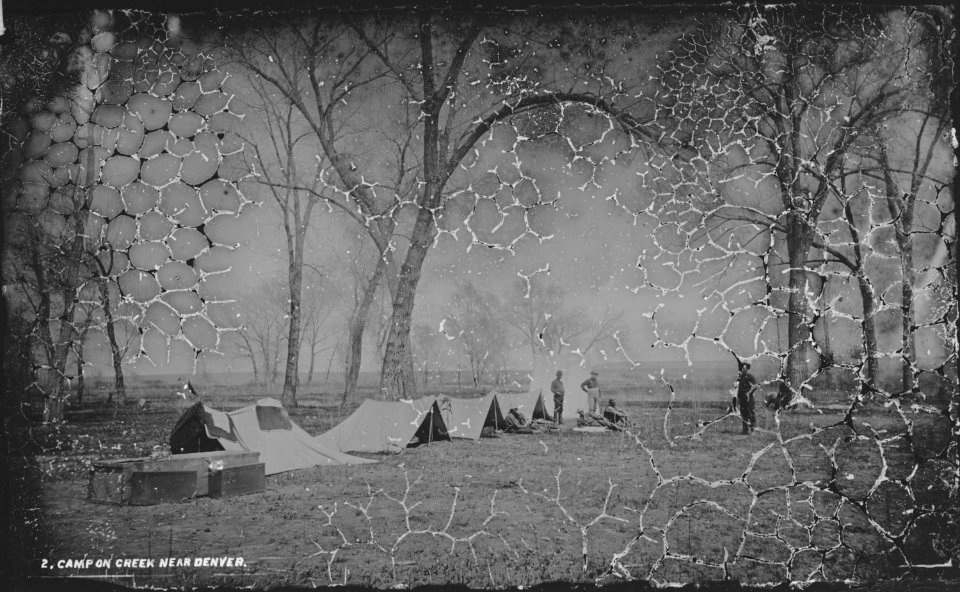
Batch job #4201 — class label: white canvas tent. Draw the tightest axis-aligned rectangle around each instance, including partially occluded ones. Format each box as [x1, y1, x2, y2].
[170, 398, 374, 475]
[431, 393, 505, 440]
[315, 398, 450, 453]
[492, 389, 553, 422]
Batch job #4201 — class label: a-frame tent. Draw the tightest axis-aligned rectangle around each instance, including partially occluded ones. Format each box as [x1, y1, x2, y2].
[493, 389, 553, 422]
[432, 392, 505, 440]
[315, 398, 450, 454]
[170, 398, 374, 475]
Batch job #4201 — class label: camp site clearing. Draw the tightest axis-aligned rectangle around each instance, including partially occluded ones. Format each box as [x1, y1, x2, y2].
[16, 387, 935, 590]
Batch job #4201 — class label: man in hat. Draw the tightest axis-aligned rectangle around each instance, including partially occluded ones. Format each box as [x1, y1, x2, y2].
[737, 363, 758, 434]
[550, 370, 565, 425]
[603, 398, 629, 426]
[581, 371, 601, 414]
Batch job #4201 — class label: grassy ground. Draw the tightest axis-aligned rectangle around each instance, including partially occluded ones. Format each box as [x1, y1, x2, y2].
[7, 384, 959, 589]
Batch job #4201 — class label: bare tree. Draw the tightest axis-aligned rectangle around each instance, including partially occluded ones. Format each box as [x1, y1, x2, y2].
[84, 249, 131, 406]
[412, 322, 447, 388]
[4, 158, 95, 421]
[234, 281, 288, 387]
[299, 267, 339, 388]
[443, 282, 510, 388]
[504, 276, 627, 378]
[504, 277, 591, 381]
[576, 305, 628, 365]
[336, 230, 389, 403]
[67, 304, 97, 406]
[238, 81, 331, 407]
[651, 7, 923, 406]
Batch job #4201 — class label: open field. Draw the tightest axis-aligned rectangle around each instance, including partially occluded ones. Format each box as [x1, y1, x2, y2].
[8, 385, 959, 589]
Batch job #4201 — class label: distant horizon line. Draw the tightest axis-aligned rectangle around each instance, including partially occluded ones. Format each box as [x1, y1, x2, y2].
[82, 356, 948, 382]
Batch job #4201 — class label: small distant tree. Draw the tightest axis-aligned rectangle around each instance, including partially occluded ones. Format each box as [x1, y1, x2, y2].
[299, 268, 339, 387]
[444, 282, 510, 388]
[412, 322, 446, 388]
[234, 281, 288, 386]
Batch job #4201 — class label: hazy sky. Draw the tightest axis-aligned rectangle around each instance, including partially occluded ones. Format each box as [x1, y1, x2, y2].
[60, 7, 953, 388]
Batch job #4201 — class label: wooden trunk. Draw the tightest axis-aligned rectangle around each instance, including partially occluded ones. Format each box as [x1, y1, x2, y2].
[208, 464, 266, 498]
[88, 451, 260, 505]
[128, 471, 198, 506]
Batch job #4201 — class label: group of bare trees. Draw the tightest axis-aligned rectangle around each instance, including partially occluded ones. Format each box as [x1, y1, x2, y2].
[2, 11, 141, 420]
[212, 8, 667, 404]
[437, 278, 626, 389]
[641, 6, 955, 406]
[230, 264, 343, 396]
[3, 6, 954, 419]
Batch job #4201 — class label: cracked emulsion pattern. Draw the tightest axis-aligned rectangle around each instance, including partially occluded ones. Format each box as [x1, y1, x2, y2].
[279, 9, 958, 587]
[5, 11, 254, 383]
[2, 6, 956, 589]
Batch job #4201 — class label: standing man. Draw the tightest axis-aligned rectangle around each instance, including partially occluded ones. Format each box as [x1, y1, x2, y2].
[737, 363, 757, 435]
[581, 371, 601, 414]
[550, 370, 565, 425]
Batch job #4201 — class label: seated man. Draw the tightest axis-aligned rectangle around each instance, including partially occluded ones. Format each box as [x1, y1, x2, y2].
[603, 399, 629, 425]
[577, 408, 623, 431]
[504, 408, 529, 432]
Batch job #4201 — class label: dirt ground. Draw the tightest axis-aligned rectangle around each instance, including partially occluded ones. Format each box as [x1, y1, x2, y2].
[10, 396, 960, 589]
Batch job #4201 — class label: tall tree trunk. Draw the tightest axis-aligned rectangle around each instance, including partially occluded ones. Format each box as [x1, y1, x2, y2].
[780, 215, 813, 408]
[843, 198, 880, 394]
[76, 348, 84, 407]
[951, 133, 960, 408]
[855, 272, 880, 393]
[43, 168, 91, 423]
[818, 275, 835, 367]
[99, 277, 126, 406]
[343, 257, 385, 403]
[325, 342, 339, 387]
[380, 210, 435, 400]
[899, 239, 916, 395]
[281, 235, 305, 407]
[305, 338, 317, 386]
[884, 178, 918, 396]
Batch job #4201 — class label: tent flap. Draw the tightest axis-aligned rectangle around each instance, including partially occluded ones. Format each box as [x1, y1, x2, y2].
[436, 393, 505, 440]
[316, 398, 451, 454]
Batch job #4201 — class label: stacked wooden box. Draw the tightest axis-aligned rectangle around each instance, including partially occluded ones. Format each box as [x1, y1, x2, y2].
[88, 450, 264, 505]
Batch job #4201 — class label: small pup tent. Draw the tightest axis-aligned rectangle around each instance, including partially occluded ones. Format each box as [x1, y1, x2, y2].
[493, 389, 553, 422]
[315, 398, 450, 453]
[433, 393, 505, 440]
[170, 398, 373, 475]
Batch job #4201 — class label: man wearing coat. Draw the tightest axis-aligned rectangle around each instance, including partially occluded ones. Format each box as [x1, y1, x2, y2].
[550, 370, 565, 425]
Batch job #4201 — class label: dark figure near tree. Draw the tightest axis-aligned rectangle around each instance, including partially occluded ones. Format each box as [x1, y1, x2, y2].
[551, 370, 565, 425]
[737, 363, 757, 435]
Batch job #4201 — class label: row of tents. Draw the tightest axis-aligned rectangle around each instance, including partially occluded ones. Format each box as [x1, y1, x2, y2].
[170, 390, 554, 475]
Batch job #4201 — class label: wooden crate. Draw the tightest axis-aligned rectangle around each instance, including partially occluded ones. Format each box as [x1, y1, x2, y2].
[128, 471, 199, 505]
[88, 451, 260, 504]
[208, 463, 266, 498]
